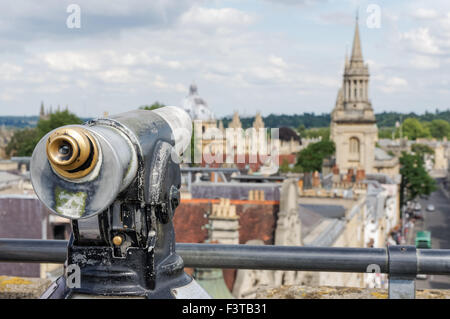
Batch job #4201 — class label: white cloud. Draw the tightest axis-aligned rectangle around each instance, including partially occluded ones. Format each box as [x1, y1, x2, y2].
[411, 8, 439, 20]
[0, 1, 449, 116]
[180, 7, 254, 27]
[40, 52, 101, 72]
[269, 55, 288, 68]
[151, 75, 187, 93]
[96, 68, 132, 83]
[380, 77, 408, 93]
[400, 27, 442, 55]
[409, 55, 440, 70]
[0, 63, 23, 81]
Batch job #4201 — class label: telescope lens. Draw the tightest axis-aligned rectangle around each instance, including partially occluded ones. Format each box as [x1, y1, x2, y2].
[46, 127, 99, 179]
[59, 144, 71, 155]
[47, 135, 78, 166]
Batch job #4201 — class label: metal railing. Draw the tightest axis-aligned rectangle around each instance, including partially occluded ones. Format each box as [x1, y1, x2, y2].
[1, 238, 450, 299]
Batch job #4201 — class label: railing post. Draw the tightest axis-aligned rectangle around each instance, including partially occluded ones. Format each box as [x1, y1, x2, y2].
[188, 171, 192, 193]
[388, 245, 417, 299]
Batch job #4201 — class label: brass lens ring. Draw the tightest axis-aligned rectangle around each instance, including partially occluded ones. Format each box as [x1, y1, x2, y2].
[47, 135, 79, 166]
[46, 127, 99, 179]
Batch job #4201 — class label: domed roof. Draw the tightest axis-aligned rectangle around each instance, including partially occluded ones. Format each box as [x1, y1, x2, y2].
[182, 84, 215, 121]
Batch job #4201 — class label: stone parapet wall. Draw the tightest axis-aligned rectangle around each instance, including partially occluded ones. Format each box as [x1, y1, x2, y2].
[0, 276, 51, 299]
[2, 276, 449, 299]
[255, 285, 450, 299]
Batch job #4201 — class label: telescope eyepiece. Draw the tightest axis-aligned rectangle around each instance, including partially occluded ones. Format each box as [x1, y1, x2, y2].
[46, 127, 99, 180]
[58, 144, 71, 155]
[47, 135, 78, 165]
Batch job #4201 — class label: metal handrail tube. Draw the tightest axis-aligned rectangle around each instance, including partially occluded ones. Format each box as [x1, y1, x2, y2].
[0, 239, 67, 263]
[417, 249, 450, 275]
[1, 239, 450, 275]
[179, 243, 389, 273]
[180, 168, 239, 172]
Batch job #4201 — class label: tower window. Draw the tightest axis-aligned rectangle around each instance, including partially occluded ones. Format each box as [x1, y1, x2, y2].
[350, 137, 359, 153]
[349, 137, 360, 161]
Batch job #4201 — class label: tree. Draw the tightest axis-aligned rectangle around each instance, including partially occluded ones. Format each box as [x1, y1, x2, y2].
[425, 119, 450, 140]
[6, 109, 82, 157]
[36, 110, 82, 140]
[400, 118, 431, 140]
[6, 128, 39, 157]
[378, 127, 394, 139]
[399, 152, 437, 206]
[303, 127, 330, 140]
[297, 124, 306, 138]
[411, 143, 434, 158]
[279, 159, 291, 173]
[295, 139, 335, 173]
[139, 102, 165, 111]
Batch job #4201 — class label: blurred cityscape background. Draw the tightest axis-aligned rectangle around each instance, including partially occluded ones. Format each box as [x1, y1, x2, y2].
[1, 1, 450, 298]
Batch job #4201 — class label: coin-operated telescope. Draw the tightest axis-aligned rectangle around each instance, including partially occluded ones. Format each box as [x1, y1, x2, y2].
[31, 106, 210, 299]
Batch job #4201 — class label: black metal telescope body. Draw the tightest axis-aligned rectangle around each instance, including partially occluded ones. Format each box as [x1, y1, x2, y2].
[30, 107, 208, 299]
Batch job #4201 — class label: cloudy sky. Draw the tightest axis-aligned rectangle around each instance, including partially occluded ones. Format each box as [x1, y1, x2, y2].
[0, 0, 449, 118]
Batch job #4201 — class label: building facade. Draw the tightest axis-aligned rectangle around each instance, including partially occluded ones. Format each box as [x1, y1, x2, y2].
[331, 19, 378, 174]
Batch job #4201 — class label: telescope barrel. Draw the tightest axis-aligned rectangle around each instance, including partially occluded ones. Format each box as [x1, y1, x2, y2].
[30, 106, 192, 220]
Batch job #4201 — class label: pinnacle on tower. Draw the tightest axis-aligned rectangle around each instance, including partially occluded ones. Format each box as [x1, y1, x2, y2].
[350, 17, 363, 63]
[39, 101, 45, 118]
[189, 83, 198, 95]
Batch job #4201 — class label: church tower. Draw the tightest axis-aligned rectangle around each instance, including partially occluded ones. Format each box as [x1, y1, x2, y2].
[331, 17, 378, 174]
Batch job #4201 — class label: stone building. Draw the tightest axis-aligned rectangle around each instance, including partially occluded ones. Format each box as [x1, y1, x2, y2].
[0, 126, 14, 159]
[0, 163, 70, 279]
[173, 169, 400, 297]
[330, 18, 398, 177]
[278, 127, 302, 155]
[181, 87, 279, 171]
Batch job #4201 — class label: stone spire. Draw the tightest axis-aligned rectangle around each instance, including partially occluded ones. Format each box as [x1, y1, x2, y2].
[332, 16, 374, 123]
[228, 111, 242, 129]
[350, 16, 363, 65]
[39, 101, 45, 119]
[252, 112, 264, 130]
[344, 48, 349, 69]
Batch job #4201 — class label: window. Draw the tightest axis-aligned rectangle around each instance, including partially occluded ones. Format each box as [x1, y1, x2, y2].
[349, 137, 360, 161]
[350, 137, 359, 153]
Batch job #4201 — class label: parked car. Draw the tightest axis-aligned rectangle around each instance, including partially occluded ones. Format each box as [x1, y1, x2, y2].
[426, 204, 435, 212]
[414, 202, 422, 211]
[415, 231, 432, 280]
[415, 231, 432, 248]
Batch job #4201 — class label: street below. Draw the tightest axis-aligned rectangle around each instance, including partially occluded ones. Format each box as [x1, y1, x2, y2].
[409, 178, 450, 289]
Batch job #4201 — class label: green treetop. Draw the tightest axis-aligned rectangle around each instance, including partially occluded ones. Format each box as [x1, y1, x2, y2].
[399, 152, 437, 205]
[425, 119, 450, 140]
[400, 118, 431, 140]
[295, 139, 335, 173]
[6, 109, 82, 157]
[139, 102, 165, 111]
